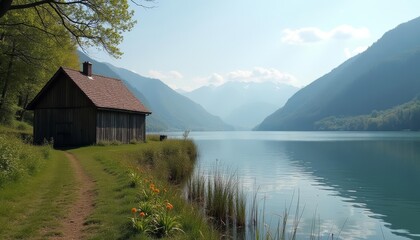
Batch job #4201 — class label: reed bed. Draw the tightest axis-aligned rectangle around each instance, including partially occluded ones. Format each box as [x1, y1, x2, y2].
[187, 166, 325, 240]
[187, 166, 247, 229]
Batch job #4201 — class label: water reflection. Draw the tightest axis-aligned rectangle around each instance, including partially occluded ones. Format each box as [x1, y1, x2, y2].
[282, 140, 420, 239]
[167, 131, 420, 239]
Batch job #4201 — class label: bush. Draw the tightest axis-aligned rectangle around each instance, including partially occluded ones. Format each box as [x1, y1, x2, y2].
[0, 134, 48, 187]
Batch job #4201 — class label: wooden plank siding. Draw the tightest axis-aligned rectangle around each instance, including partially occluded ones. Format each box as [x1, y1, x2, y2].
[96, 110, 146, 143]
[32, 76, 97, 146]
[33, 108, 96, 146]
[35, 77, 93, 109]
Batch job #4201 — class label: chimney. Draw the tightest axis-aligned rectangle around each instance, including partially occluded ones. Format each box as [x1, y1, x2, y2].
[82, 61, 92, 76]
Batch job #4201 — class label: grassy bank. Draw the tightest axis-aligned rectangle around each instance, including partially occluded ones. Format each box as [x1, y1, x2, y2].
[0, 127, 218, 239]
[69, 138, 219, 239]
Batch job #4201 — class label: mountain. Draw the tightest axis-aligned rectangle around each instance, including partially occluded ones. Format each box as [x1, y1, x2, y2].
[78, 52, 233, 131]
[315, 98, 420, 131]
[184, 81, 299, 129]
[256, 16, 420, 130]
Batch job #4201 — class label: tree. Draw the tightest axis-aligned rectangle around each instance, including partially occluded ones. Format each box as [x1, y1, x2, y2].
[0, 0, 153, 58]
[0, 8, 79, 124]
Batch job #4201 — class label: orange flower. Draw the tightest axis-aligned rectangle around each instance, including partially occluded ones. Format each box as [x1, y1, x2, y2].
[153, 188, 160, 194]
[131, 208, 137, 213]
[166, 202, 173, 211]
[149, 183, 155, 190]
[139, 212, 145, 217]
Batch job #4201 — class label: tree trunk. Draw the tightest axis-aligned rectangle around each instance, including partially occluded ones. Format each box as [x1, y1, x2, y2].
[0, 40, 16, 110]
[17, 92, 29, 121]
[0, 0, 13, 19]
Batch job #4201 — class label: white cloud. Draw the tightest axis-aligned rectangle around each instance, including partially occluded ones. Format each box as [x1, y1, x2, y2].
[344, 46, 368, 58]
[147, 70, 186, 90]
[146, 68, 300, 92]
[148, 70, 183, 80]
[227, 70, 253, 79]
[330, 25, 370, 40]
[207, 73, 224, 85]
[282, 25, 370, 44]
[226, 67, 300, 86]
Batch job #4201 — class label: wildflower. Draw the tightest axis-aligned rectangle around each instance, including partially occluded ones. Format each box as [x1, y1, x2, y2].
[149, 183, 155, 190]
[131, 208, 137, 213]
[139, 212, 145, 217]
[153, 188, 160, 194]
[166, 202, 173, 211]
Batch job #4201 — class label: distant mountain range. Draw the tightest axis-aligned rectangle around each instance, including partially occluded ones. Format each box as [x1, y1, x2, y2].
[78, 52, 233, 131]
[256, 16, 420, 131]
[184, 81, 299, 129]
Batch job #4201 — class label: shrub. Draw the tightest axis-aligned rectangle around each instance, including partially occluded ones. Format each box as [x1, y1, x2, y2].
[146, 134, 160, 142]
[0, 134, 47, 186]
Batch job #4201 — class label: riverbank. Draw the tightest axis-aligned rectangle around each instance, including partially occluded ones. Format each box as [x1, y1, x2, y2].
[0, 127, 219, 239]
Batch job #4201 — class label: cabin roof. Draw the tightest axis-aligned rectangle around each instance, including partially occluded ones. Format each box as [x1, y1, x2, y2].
[27, 67, 151, 114]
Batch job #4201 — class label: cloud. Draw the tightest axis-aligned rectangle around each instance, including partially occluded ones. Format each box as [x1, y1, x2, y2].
[148, 70, 183, 80]
[146, 68, 300, 92]
[344, 46, 368, 58]
[282, 25, 370, 44]
[207, 73, 224, 85]
[147, 70, 185, 90]
[226, 67, 299, 86]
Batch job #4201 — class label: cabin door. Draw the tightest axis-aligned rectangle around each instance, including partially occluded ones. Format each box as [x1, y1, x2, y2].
[55, 122, 72, 147]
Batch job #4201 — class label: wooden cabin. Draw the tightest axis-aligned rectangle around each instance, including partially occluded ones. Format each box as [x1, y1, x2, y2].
[26, 62, 151, 147]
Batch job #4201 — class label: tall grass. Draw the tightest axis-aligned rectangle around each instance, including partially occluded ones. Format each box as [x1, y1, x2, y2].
[132, 139, 197, 184]
[187, 166, 247, 229]
[0, 134, 50, 187]
[187, 166, 322, 240]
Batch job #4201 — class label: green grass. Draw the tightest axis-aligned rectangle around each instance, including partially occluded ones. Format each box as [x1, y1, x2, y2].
[69, 141, 218, 239]
[0, 150, 78, 239]
[0, 131, 218, 239]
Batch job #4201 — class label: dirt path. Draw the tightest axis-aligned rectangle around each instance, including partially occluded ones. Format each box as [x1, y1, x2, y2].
[51, 152, 95, 240]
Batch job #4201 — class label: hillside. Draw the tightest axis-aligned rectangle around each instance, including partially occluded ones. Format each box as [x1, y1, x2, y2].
[78, 52, 232, 131]
[256, 16, 420, 130]
[184, 81, 298, 129]
[314, 99, 420, 131]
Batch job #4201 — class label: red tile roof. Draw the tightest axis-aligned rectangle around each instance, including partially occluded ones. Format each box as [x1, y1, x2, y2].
[61, 67, 150, 113]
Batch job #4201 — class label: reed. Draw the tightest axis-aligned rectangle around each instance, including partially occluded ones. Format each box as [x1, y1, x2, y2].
[187, 165, 247, 228]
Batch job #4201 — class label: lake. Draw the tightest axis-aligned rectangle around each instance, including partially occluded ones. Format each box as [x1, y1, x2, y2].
[168, 131, 420, 239]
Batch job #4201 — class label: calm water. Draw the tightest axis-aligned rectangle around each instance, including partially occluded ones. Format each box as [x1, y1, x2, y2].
[169, 131, 420, 239]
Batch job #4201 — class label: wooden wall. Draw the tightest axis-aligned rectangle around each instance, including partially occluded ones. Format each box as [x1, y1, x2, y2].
[33, 108, 97, 146]
[32, 75, 97, 146]
[96, 110, 146, 143]
[35, 76, 92, 109]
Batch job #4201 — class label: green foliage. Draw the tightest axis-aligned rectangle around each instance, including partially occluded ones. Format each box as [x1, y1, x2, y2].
[129, 179, 184, 238]
[2, 0, 137, 58]
[0, 134, 49, 187]
[0, 7, 79, 124]
[133, 140, 197, 184]
[315, 99, 420, 131]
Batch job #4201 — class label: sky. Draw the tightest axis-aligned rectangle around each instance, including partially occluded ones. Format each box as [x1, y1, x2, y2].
[87, 0, 420, 91]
